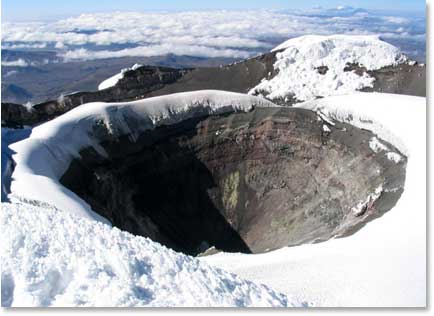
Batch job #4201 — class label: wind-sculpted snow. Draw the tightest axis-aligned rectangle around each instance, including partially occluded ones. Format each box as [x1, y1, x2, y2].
[1, 202, 293, 307]
[249, 35, 408, 102]
[8, 90, 274, 222]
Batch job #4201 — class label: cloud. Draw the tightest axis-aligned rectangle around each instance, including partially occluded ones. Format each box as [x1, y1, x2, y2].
[1, 9, 425, 61]
[1, 42, 47, 49]
[61, 45, 252, 61]
[382, 16, 410, 24]
[4, 70, 18, 77]
[1, 59, 29, 67]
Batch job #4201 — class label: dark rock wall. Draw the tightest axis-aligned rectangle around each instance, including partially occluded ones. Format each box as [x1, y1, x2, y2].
[60, 108, 406, 255]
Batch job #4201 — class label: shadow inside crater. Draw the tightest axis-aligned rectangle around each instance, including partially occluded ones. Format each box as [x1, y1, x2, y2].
[60, 107, 407, 256]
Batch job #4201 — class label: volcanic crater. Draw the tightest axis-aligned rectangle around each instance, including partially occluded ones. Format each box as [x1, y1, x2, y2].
[60, 107, 406, 256]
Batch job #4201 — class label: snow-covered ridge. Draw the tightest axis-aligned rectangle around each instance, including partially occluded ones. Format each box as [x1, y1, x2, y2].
[294, 92, 410, 156]
[1, 201, 293, 307]
[8, 90, 275, 222]
[250, 35, 408, 102]
[98, 63, 143, 90]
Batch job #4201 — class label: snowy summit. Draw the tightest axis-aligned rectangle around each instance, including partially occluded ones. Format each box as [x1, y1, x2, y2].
[250, 35, 408, 102]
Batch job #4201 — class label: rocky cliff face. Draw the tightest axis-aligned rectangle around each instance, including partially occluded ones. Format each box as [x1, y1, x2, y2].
[60, 107, 406, 255]
[364, 63, 426, 96]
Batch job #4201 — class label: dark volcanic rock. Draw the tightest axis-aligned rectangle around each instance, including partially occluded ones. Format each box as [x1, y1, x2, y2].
[364, 63, 426, 97]
[1, 66, 189, 127]
[315, 66, 329, 75]
[60, 107, 406, 255]
[1, 103, 38, 127]
[344, 62, 426, 96]
[34, 66, 189, 121]
[146, 51, 279, 97]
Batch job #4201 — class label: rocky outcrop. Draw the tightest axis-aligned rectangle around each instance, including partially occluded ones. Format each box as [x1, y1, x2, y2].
[60, 107, 406, 255]
[343, 62, 426, 96]
[364, 63, 426, 96]
[1, 66, 189, 127]
[1, 103, 38, 127]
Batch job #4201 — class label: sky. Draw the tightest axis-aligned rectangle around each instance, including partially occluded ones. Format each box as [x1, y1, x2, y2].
[1, 0, 426, 21]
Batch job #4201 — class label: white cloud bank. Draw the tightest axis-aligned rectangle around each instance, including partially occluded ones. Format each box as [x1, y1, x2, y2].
[1, 59, 29, 67]
[1, 8, 425, 61]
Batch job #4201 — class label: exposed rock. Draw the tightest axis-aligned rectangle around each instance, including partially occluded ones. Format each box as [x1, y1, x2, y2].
[1, 103, 38, 128]
[1, 66, 188, 127]
[146, 51, 279, 97]
[315, 66, 329, 75]
[60, 107, 406, 255]
[364, 63, 426, 96]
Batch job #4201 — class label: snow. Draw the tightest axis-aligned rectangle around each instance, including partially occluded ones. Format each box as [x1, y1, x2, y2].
[322, 124, 331, 133]
[249, 35, 408, 102]
[98, 63, 143, 90]
[351, 184, 383, 216]
[0, 202, 293, 307]
[369, 136, 403, 163]
[297, 92, 409, 156]
[8, 90, 275, 223]
[203, 92, 426, 307]
[369, 136, 388, 153]
[22, 102, 34, 111]
[386, 151, 402, 163]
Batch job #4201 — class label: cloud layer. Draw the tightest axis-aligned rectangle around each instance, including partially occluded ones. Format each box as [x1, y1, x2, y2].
[1, 7, 426, 61]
